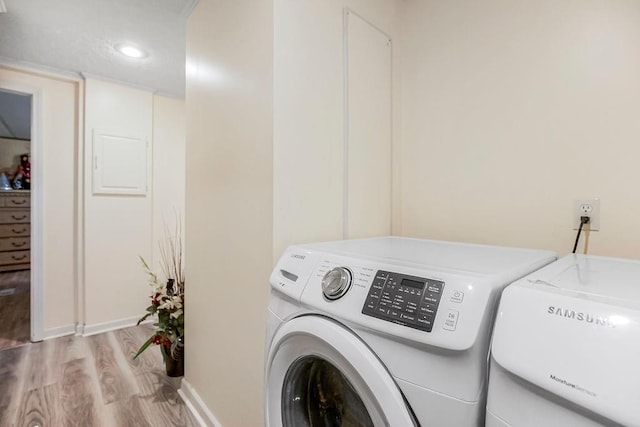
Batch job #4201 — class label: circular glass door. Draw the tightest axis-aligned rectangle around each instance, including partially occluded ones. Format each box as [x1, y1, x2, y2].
[282, 356, 373, 427]
[265, 315, 417, 426]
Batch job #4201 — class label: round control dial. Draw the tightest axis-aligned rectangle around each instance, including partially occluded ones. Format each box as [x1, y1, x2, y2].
[321, 267, 352, 300]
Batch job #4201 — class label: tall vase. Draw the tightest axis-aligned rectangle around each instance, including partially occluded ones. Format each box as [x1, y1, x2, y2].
[163, 338, 184, 377]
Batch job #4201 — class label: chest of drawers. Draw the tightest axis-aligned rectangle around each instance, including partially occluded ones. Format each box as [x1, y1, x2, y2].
[0, 191, 30, 271]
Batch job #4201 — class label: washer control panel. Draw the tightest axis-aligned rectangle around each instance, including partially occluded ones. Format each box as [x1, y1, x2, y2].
[362, 270, 444, 332]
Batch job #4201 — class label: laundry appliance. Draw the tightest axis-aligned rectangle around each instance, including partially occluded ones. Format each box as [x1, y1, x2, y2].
[486, 254, 640, 427]
[265, 237, 556, 426]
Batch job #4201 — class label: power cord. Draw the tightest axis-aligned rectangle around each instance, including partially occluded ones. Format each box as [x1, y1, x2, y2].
[572, 216, 590, 254]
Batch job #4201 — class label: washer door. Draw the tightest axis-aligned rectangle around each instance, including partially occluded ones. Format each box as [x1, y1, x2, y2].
[265, 316, 417, 426]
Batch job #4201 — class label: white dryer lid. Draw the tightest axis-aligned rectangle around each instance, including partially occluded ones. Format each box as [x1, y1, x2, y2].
[491, 254, 640, 426]
[523, 253, 640, 304]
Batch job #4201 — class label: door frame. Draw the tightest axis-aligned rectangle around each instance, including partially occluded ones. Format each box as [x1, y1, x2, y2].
[0, 81, 44, 341]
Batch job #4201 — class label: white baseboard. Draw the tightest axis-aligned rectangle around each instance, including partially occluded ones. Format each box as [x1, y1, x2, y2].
[178, 379, 222, 427]
[81, 315, 150, 337]
[40, 324, 76, 341]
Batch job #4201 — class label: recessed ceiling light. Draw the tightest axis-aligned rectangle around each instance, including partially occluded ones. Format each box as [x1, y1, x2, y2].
[115, 43, 148, 59]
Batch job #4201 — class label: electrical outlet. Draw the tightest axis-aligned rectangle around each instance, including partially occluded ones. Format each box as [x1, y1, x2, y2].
[573, 198, 600, 231]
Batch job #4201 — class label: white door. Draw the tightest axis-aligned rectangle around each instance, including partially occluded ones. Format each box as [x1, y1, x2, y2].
[265, 316, 417, 426]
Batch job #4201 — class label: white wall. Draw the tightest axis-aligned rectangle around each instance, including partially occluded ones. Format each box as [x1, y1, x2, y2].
[0, 65, 78, 334]
[399, 0, 640, 259]
[185, 1, 273, 425]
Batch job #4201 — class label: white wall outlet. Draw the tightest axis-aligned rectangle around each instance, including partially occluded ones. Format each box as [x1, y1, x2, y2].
[573, 198, 600, 231]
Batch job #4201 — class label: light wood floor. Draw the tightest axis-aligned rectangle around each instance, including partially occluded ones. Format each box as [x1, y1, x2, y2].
[0, 270, 31, 351]
[0, 324, 199, 427]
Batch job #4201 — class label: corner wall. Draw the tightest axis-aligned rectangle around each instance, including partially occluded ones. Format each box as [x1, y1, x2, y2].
[82, 80, 186, 332]
[83, 79, 154, 328]
[399, 0, 640, 258]
[184, 1, 399, 424]
[273, 0, 400, 257]
[151, 96, 186, 276]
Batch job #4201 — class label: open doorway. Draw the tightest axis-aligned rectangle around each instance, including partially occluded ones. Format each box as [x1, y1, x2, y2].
[0, 89, 32, 350]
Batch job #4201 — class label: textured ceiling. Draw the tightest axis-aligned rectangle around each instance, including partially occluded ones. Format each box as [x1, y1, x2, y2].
[0, 0, 197, 98]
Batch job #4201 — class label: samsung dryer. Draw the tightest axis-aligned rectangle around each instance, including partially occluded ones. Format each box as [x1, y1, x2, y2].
[265, 237, 556, 426]
[487, 254, 640, 427]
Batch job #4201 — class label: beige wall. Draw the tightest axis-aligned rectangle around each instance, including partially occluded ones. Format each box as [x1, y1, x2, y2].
[273, 0, 399, 257]
[398, 0, 640, 259]
[0, 68, 187, 336]
[185, 1, 399, 423]
[151, 96, 186, 276]
[185, 0, 273, 425]
[83, 79, 153, 327]
[0, 66, 78, 334]
[82, 82, 186, 331]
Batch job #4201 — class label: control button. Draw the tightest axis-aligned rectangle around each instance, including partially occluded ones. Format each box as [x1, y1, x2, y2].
[321, 267, 352, 300]
[443, 310, 459, 331]
[364, 296, 377, 310]
[401, 313, 415, 322]
[420, 305, 436, 316]
[451, 290, 464, 303]
[423, 294, 439, 305]
[417, 315, 433, 327]
[427, 284, 441, 294]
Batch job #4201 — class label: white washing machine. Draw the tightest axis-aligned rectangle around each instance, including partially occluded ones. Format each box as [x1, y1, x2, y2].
[264, 237, 556, 426]
[487, 254, 640, 427]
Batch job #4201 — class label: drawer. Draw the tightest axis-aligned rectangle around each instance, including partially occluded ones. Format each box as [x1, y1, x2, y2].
[0, 210, 30, 224]
[1, 196, 30, 208]
[0, 237, 30, 252]
[0, 250, 30, 266]
[0, 224, 30, 238]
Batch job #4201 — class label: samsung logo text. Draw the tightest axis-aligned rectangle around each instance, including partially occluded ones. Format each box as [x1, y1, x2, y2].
[547, 306, 615, 328]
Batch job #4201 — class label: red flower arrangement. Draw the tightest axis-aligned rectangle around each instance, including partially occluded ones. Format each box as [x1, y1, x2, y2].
[134, 223, 185, 362]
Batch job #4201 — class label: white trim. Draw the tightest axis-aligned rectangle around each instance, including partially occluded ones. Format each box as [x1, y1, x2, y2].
[41, 324, 76, 340]
[31, 88, 43, 342]
[80, 72, 161, 97]
[81, 315, 150, 337]
[75, 79, 86, 334]
[342, 7, 350, 239]
[178, 379, 222, 427]
[0, 80, 44, 342]
[0, 58, 83, 83]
